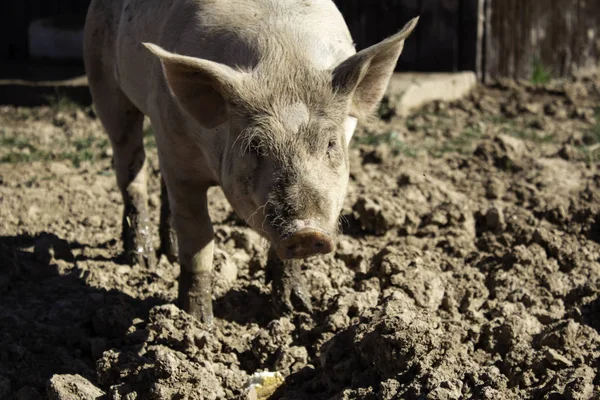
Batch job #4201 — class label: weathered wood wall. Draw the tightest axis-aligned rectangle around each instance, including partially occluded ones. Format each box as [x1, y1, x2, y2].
[0, 0, 598, 82]
[333, 0, 479, 72]
[0, 0, 479, 74]
[0, 0, 90, 59]
[483, 0, 600, 82]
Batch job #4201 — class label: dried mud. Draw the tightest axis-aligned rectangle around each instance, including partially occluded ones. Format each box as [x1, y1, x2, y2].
[1, 75, 599, 400]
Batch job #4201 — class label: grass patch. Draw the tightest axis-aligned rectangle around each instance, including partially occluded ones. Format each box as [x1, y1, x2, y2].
[509, 128, 554, 143]
[487, 115, 511, 125]
[584, 107, 600, 144]
[0, 113, 157, 168]
[354, 126, 484, 158]
[0, 135, 38, 152]
[0, 130, 110, 168]
[530, 57, 552, 85]
[579, 145, 600, 164]
[44, 92, 81, 114]
[377, 93, 404, 121]
[430, 126, 483, 157]
[485, 115, 557, 144]
[143, 125, 156, 149]
[580, 108, 600, 163]
[1, 147, 53, 164]
[354, 130, 417, 157]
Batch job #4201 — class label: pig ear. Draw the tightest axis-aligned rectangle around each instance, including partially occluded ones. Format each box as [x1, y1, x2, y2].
[143, 42, 245, 128]
[332, 17, 419, 119]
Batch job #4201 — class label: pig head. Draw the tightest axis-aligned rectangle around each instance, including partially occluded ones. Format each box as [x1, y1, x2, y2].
[84, 0, 418, 324]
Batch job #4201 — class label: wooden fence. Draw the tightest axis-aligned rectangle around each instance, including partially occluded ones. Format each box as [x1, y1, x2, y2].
[333, 0, 480, 73]
[0, 0, 598, 81]
[0, 0, 90, 60]
[483, 0, 600, 82]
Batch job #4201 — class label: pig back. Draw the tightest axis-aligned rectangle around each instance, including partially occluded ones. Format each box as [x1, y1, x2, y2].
[114, 0, 356, 113]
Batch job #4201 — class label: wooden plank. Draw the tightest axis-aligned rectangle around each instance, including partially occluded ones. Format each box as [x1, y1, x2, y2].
[484, 0, 600, 81]
[40, 0, 50, 16]
[394, 0, 420, 72]
[458, 0, 481, 73]
[0, 0, 8, 58]
[569, 0, 599, 74]
[5, 0, 92, 60]
[12, 0, 28, 59]
[334, 0, 421, 71]
[75, 0, 92, 15]
[418, 0, 460, 71]
[28, 0, 43, 30]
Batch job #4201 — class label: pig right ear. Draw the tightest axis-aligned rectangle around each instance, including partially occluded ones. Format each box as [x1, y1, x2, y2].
[332, 17, 419, 119]
[143, 43, 245, 128]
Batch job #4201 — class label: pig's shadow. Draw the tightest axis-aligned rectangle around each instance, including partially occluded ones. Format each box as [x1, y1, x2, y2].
[0, 233, 166, 397]
[580, 295, 600, 333]
[214, 284, 274, 327]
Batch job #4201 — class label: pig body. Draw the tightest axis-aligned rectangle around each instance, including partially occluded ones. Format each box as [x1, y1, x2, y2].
[84, 0, 417, 323]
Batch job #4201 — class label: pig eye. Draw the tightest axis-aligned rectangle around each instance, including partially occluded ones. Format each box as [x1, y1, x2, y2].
[247, 138, 264, 159]
[327, 138, 337, 154]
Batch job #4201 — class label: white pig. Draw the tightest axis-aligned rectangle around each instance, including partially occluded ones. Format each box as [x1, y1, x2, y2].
[83, 0, 418, 323]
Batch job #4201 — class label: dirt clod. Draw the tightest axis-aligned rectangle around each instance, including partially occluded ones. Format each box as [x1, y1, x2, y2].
[46, 374, 105, 400]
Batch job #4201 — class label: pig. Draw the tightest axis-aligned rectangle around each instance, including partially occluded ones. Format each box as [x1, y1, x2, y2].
[83, 0, 418, 323]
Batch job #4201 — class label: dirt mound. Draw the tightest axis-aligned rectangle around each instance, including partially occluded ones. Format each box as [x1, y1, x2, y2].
[0, 74, 599, 399]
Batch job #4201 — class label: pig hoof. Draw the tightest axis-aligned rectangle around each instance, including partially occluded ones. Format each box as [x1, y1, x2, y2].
[130, 248, 157, 269]
[180, 295, 214, 327]
[122, 218, 157, 269]
[158, 237, 179, 263]
[159, 222, 179, 263]
[178, 271, 214, 326]
[122, 232, 157, 268]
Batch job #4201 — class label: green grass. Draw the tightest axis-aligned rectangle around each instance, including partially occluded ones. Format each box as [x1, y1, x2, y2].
[487, 115, 511, 125]
[377, 93, 404, 121]
[44, 92, 81, 114]
[510, 128, 554, 143]
[585, 107, 600, 143]
[1, 111, 158, 168]
[530, 57, 552, 85]
[143, 125, 156, 149]
[353, 113, 559, 160]
[354, 126, 485, 158]
[353, 130, 417, 157]
[0, 135, 38, 152]
[431, 127, 483, 157]
[484, 115, 557, 144]
[579, 145, 600, 164]
[578, 107, 600, 163]
[0, 130, 110, 168]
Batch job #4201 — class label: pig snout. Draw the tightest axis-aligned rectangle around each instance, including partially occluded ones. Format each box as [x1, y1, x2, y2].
[275, 220, 334, 260]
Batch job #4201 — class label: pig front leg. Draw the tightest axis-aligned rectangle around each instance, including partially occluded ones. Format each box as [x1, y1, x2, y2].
[119, 166, 156, 269]
[86, 45, 156, 270]
[267, 248, 313, 315]
[167, 180, 215, 324]
[158, 177, 179, 263]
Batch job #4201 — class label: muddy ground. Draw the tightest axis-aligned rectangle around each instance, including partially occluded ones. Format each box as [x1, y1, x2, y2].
[1, 73, 599, 400]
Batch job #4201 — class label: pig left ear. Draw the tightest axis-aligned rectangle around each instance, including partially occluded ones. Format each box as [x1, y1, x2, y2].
[143, 42, 246, 128]
[332, 17, 419, 119]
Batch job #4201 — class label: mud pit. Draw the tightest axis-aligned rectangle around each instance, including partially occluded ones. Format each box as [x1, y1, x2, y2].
[1, 74, 599, 400]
